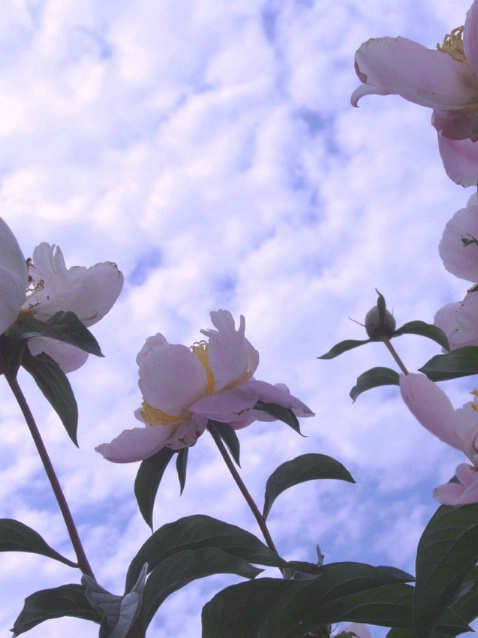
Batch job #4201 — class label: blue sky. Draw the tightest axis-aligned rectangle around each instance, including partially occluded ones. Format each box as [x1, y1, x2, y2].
[0, 0, 476, 636]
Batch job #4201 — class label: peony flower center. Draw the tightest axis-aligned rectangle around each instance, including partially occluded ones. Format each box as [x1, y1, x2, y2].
[437, 26, 467, 63]
[471, 389, 478, 411]
[140, 401, 184, 427]
[190, 340, 215, 393]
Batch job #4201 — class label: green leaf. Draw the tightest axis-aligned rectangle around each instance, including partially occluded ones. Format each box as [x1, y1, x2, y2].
[176, 447, 188, 495]
[349, 367, 400, 402]
[263, 453, 355, 520]
[202, 564, 417, 638]
[393, 320, 450, 351]
[202, 578, 294, 638]
[21, 350, 79, 445]
[82, 564, 148, 638]
[419, 347, 478, 381]
[414, 503, 478, 637]
[12, 584, 101, 635]
[318, 339, 371, 360]
[138, 548, 262, 631]
[209, 420, 241, 466]
[254, 401, 302, 434]
[126, 515, 286, 591]
[10, 311, 103, 356]
[0, 519, 76, 567]
[134, 448, 175, 530]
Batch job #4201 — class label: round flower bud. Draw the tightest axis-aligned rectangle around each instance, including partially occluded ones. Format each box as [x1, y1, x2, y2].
[365, 306, 396, 339]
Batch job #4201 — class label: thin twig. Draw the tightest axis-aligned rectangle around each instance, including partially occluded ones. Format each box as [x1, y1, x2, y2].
[383, 338, 409, 376]
[208, 422, 278, 554]
[5, 371, 95, 579]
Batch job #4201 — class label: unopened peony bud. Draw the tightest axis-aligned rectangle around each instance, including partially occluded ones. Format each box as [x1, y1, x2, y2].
[364, 306, 396, 339]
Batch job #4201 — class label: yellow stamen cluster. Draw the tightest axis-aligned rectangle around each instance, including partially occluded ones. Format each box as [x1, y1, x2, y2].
[471, 389, 478, 411]
[437, 26, 467, 63]
[190, 340, 215, 393]
[140, 401, 181, 426]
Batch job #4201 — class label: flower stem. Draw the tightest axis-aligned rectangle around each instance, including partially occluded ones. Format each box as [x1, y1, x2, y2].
[207, 422, 279, 554]
[5, 371, 95, 579]
[383, 338, 409, 375]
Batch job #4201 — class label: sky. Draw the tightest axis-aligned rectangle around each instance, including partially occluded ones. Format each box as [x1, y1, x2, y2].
[0, 0, 476, 636]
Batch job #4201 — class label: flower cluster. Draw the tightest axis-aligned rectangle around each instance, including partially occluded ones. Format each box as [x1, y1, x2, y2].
[97, 309, 314, 462]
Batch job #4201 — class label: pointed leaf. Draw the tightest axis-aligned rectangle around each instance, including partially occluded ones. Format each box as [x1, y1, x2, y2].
[254, 401, 302, 434]
[414, 503, 478, 637]
[21, 350, 78, 445]
[376, 289, 386, 322]
[393, 321, 450, 351]
[318, 339, 371, 360]
[134, 447, 175, 530]
[350, 367, 400, 402]
[138, 548, 262, 631]
[12, 584, 101, 635]
[0, 519, 76, 567]
[263, 453, 355, 520]
[10, 311, 103, 356]
[209, 420, 240, 466]
[82, 564, 147, 638]
[126, 515, 286, 591]
[176, 447, 188, 495]
[419, 347, 478, 381]
[448, 565, 478, 625]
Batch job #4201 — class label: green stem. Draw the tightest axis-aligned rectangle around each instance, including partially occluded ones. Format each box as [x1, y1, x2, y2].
[208, 422, 279, 554]
[5, 371, 95, 579]
[383, 338, 409, 376]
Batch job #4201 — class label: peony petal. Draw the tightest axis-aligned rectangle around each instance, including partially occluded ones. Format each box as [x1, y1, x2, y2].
[190, 388, 258, 423]
[351, 37, 478, 109]
[434, 463, 478, 504]
[137, 341, 207, 416]
[96, 416, 207, 463]
[243, 379, 315, 417]
[0, 218, 28, 334]
[439, 195, 478, 281]
[96, 424, 179, 463]
[28, 337, 89, 373]
[28, 247, 124, 327]
[435, 294, 478, 349]
[433, 107, 478, 141]
[465, 0, 478, 78]
[201, 310, 259, 393]
[399, 374, 464, 450]
[435, 132, 478, 187]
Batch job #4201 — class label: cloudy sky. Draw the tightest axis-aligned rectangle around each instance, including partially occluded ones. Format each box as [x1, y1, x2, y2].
[0, 0, 476, 636]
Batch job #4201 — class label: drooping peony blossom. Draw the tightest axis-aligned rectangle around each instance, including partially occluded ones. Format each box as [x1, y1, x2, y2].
[351, 1, 478, 186]
[22, 243, 124, 372]
[400, 373, 478, 504]
[0, 216, 123, 373]
[96, 309, 314, 463]
[0, 218, 28, 336]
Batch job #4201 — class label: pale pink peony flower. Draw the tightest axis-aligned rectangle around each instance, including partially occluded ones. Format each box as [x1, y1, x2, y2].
[400, 373, 478, 504]
[0, 219, 123, 372]
[96, 309, 314, 463]
[22, 243, 124, 372]
[351, 1, 478, 186]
